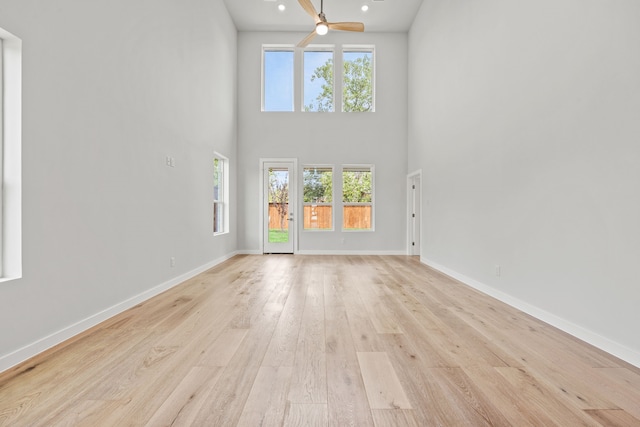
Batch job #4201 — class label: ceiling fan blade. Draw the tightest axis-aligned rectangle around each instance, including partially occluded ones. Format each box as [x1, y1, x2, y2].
[297, 30, 318, 48]
[298, 0, 321, 23]
[328, 22, 365, 32]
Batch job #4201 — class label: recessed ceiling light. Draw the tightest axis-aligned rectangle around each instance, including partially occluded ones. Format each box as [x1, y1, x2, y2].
[361, 5, 369, 11]
[278, 4, 286, 11]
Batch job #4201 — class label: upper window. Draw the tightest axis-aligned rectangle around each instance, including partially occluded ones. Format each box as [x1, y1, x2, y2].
[213, 153, 229, 235]
[262, 47, 294, 112]
[260, 44, 375, 113]
[303, 166, 333, 230]
[303, 49, 334, 112]
[342, 47, 374, 112]
[342, 166, 374, 231]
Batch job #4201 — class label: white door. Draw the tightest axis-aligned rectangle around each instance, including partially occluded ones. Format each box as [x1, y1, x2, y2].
[264, 161, 295, 254]
[409, 174, 421, 256]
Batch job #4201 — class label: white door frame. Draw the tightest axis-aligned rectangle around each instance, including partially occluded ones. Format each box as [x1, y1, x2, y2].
[407, 170, 422, 256]
[260, 158, 298, 254]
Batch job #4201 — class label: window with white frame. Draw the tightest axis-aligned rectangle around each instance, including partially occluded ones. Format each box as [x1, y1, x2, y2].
[303, 49, 334, 112]
[261, 44, 375, 113]
[0, 26, 22, 281]
[213, 154, 229, 235]
[342, 166, 374, 231]
[303, 166, 333, 230]
[342, 47, 374, 112]
[0, 38, 4, 272]
[262, 47, 295, 112]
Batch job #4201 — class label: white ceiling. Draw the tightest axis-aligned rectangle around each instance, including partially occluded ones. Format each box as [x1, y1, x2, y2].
[223, 0, 425, 32]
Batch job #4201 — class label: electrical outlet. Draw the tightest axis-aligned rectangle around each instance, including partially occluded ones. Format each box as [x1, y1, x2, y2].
[495, 265, 501, 277]
[170, 257, 176, 267]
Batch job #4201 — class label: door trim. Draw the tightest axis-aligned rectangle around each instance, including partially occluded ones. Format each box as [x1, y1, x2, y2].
[260, 158, 298, 254]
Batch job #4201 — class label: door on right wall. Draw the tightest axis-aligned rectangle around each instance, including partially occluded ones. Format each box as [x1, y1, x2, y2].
[409, 174, 421, 256]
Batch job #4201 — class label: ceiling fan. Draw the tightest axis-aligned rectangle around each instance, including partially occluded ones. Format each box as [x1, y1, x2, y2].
[297, 0, 365, 48]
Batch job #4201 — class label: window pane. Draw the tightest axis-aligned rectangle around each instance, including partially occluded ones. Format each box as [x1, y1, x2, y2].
[303, 168, 332, 203]
[304, 205, 332, 230]
[343, 205, 371, 230]
[213, 202, 222, 234]
[343, 50, 373, 112]
[213, 154, 228, 235]
[263, 50, 294, 112]
[303, 50, 334, 112]
[304, 167, 333, 230]
[343, 167, 373, 230]
[213, 158, 222, 201]
[268, 168, 289, 242]
[342, 169, 372, 203]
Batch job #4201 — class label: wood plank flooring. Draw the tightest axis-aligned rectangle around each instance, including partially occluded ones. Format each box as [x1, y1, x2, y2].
[1, 255, 639, 426]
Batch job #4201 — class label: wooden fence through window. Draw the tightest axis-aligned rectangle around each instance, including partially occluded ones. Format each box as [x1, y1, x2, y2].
[268, 204, 371, 230]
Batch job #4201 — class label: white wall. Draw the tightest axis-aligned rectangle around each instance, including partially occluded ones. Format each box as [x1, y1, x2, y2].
[237, 32, 408, 254]
[408, 0, 640, 365]
[0, 0, 238, 372]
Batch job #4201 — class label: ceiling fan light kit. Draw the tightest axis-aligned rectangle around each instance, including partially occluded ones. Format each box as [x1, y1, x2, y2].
[297, 0, 365, 47]
[316, 22, 329, 35]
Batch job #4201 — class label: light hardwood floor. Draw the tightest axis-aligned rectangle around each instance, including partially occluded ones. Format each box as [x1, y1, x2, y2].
[1, 255, 639, 426]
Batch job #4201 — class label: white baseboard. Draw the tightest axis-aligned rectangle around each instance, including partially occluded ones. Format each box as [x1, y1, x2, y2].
[296, 250, 406, 255]
[422, 257, 640, 369]
[237, 249, 406, 256]
[0, 251, 238, 375]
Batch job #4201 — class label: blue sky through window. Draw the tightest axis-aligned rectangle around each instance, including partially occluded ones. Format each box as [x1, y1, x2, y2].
[343, 51, 371, 65]
[263, 50, 294, 111]
[264, 48, 371, 112]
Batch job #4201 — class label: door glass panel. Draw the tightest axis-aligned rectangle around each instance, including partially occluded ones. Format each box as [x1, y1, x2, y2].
[268, 167, 290, 243]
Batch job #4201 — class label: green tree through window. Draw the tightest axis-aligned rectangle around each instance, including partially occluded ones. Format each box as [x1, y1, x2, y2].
[304, 52, 334, 112]
[303, 167, 333, 230]
[342, 170, 372, 203]
[304, 50, 373, 112]
[343, 51, 373, 112]
[343, 167, 373, 231]
[303, 168, 333, 203]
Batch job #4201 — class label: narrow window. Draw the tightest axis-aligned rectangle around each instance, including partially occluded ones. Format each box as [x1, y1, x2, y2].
[303, 49, 334, 112]
[342, 47, 374, 112]
[213, 154, 229, 235]
[303, 166, 333, 230]
[0, 26, 22, 281]
[262, 47, 294, 112]
[0, 38, 4, 271]
[342, 166, 374, 231]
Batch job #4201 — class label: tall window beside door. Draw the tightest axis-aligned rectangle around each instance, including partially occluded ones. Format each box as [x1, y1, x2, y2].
[303, 166, 333, 230]
[213, 154, 229, 235]
[342, 166, 374, 231]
